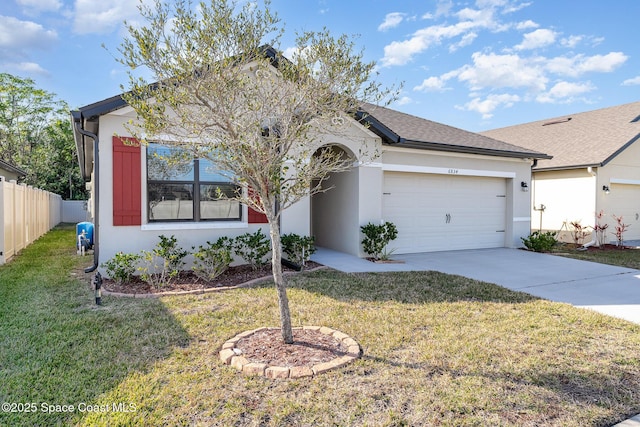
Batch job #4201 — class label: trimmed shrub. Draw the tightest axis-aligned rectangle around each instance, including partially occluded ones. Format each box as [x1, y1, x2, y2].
[234, 230, 271, 269]
[192, 237, 233, 281]
[361, 221, 398, 260]
[281, 233, 316, 267]
[101, 252, 141, 284]
[521, 231, 558, 252]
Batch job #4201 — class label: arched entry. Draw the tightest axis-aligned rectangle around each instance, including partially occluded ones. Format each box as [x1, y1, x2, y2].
[310, 144, 360, 255]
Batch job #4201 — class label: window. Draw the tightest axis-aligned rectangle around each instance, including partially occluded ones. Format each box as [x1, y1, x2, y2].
[147, 143, 241, 222]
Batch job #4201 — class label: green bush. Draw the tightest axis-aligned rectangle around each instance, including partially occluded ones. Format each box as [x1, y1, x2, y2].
[281, 233, 316, 267]
[234, 230, 271, 269]
[521, 231, 558, 252]
[137, 235, 188, 288]
[100, 252, 141, 284]
[361, 221, 398, 260]
[192, 237, 233, 281]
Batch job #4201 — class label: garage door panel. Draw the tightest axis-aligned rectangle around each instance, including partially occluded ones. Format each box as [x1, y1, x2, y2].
[383, 172, 506, 253]
[608, 184, 640, 240]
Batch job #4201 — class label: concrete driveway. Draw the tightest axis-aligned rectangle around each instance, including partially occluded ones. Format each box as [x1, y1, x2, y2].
[311, 247, 640, 324]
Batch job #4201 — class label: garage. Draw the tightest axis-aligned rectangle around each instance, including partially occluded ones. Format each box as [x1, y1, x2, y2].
[382, 172, 507, 253]
[608, 183, 640, 241]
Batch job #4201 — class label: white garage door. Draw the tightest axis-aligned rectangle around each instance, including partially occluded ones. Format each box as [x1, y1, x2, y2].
[383, 172, 507, 253]
[608, 184, 640, 241]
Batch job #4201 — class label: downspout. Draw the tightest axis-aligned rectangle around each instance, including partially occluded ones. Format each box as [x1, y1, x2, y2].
[531, 159, 545, 231]
[579, 167, 598, 250]
[73, 121, 100, 272]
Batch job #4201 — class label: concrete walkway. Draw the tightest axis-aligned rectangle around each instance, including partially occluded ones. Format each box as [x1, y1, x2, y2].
[311, 246, 640, 324]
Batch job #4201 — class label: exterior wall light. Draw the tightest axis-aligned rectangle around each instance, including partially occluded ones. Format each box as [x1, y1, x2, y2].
[520, 181, 529, 192]
[602, 185, 610, 194]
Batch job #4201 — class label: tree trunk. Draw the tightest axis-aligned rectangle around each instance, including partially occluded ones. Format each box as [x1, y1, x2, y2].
[268, 219, 294, 344]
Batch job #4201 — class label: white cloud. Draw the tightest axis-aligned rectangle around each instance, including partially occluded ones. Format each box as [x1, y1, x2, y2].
[73, 0, 148, 34]
[449, 32, 477, 52]
[622, 76, 640, 86]
[501, 1, 532, 14]
[514, 28, 557, 50]
[577, 52, 628, 73]
[515, 20, 538, 30]
[536, 81, 595, 103]
[395, 96, 412, 106]
[460, 93, 520, 119]
[0, 15, 57, 55]
[381, 0, 510, 66]
[414, 76, 449, 92]
[457, 52, 547, 91]
[545, 52, 628, 77]
[17, 0, 62, 13]
[560, 35, 583, 48]
[378, 12, 406, 32]
[5, 61, 50, 76]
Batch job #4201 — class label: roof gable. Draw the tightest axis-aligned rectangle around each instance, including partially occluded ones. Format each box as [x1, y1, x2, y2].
[481, 101, 640, 170]
[361, 104, 549, 159]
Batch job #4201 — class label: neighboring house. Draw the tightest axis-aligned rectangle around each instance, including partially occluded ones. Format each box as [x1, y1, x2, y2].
[482, 101, 640, 244]
[0, 159, 27, 182]
[70, 84, 547, 272]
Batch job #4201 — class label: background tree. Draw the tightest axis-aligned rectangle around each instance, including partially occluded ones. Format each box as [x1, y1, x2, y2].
[118, 0, 396, 343]
[0, 73, 86, 199]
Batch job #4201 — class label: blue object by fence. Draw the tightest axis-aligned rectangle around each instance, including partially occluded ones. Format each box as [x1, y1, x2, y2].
[76, 222, 94, 247]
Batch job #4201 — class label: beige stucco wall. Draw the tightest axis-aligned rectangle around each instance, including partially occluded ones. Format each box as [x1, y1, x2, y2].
[91, 105, 537, 266]
[598, 141, 640, 241]
[531, 169, 596, 241]
[96, 113, 266, 270]
[532, 140, 640, 243]
[0, 168, 21, 182]
[95, 109, 382, 266]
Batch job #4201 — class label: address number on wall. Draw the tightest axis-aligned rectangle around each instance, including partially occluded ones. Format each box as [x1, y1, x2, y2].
[447, 169, 459, 174]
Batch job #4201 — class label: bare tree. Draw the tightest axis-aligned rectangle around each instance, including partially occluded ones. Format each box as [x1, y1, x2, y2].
[117, 0, 396, 343]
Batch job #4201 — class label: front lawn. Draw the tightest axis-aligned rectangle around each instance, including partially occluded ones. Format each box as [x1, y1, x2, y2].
[553, 243, 640, 269]
[2, 225, 640, 426]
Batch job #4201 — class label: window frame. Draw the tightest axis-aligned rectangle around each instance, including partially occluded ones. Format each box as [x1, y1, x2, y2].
[145, 143, 242, 223]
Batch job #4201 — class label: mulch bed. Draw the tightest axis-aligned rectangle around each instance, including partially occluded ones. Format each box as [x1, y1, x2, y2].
[103, 261, 322, 294]
[234, 328, 349, 368]
[583, 243, 637, 251]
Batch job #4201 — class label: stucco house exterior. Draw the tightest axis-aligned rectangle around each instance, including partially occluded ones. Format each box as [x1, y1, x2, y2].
[482, 101, 640, 244]
[0, 159, 27, 182]
[71, 85, 547, 272]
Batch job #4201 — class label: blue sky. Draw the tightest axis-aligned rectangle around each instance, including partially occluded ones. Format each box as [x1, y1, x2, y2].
[1, 0, 639, 131]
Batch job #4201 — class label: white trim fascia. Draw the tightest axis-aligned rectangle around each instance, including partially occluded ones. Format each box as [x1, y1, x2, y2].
[513, 217, 531, 222]
[141, 221, 249, 231]
[381, 163, 516, 178]
[382, 145, 526, 163]
[610, 178, 640, 186]
[357, 162, 383, 168]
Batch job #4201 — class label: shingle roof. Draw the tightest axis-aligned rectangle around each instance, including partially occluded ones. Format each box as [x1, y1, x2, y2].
[361, 104, 549, 159]
[481, 101, 640, 170]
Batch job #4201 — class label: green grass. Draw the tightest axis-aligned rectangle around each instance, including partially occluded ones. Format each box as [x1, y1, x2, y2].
[2, 225, 640, 426]
[552, 243, 640, 269]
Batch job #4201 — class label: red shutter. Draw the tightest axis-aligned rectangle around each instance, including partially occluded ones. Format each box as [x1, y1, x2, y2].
[247, 187, 268, 224]
[112, 136, 142, 226]
[248, 207, 268, 224]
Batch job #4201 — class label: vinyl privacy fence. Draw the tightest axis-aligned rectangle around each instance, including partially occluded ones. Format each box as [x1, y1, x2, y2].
[0, 177, 62, 264]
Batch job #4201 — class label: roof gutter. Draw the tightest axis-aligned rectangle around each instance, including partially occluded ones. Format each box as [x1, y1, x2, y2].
[72, 116, 100, 273]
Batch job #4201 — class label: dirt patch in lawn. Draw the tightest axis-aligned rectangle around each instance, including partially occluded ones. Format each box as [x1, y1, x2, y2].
[102, 261, 322, 295]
